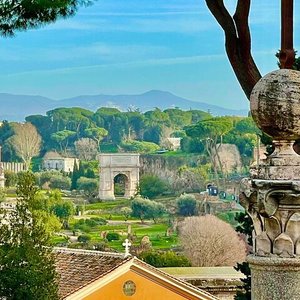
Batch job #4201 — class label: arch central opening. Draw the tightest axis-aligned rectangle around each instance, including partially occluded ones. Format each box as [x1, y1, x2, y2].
[114, 173, 129, 197]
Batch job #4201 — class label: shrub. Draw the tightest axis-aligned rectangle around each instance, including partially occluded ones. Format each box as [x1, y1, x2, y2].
[73, 218, 107, 233]
[77, 160, 99, 178]
[78, 234, 91, 243]
[85, 218, 97, 227]
[85, 168, 96, 178]
[51, 200, 75, 228]
[49, 175, 71, 190]
[120, 140, 160, 153]
[4, 170, 18, 187]
[78, 224, 92, 233]
[139, 175, 170, 199]
[131, 196, 165, 223]
[37, 170, 62, 187]
[93, 242, 108, 251]
[77, 177, 98, 197]
[176, 194, 198, 216]
[90, 217, 107, 225]
[179, 215, 246, 267]
[139, 251, 191, 268]
[106, 232, 120, 242]
[120, 207, 132, 221]
[0, 188, 6, 202]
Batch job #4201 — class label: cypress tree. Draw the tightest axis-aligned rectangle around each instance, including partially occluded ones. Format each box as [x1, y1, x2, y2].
[71, 160, 80, 190]
[78, 161, 85, 178]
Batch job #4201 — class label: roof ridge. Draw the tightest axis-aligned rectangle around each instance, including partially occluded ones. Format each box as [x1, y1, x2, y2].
[53, 247, 125, 258]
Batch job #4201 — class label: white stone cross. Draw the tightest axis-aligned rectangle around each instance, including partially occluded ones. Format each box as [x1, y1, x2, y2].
[122, 238, 132, 257]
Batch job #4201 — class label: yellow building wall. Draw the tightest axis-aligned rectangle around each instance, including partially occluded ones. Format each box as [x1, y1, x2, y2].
[83, 269, 193, 300]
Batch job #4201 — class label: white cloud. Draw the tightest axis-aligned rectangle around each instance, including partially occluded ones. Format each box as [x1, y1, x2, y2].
[0, 43, 169, 64]
[40, 15, 213, 33]
[40, 19, 101, 31]
[91, 0, 202, 12]
[3, 48, 280, 77]
[78, 11, 205, 17]
[2, 54, 227, 77]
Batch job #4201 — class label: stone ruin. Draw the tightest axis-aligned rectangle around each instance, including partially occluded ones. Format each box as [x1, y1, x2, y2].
[98, 153, 140, 200]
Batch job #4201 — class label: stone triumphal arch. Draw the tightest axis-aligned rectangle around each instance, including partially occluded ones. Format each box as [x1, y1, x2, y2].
[98, 153, 140, 200]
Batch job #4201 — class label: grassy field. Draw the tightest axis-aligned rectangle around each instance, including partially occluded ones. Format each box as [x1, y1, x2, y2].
[85, 199, 131, 210]
[52, 196, 179, 252]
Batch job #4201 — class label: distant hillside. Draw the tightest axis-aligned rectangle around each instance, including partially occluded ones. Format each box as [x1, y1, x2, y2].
[0, 90, 248, 121]
[0, 93, 55, 121]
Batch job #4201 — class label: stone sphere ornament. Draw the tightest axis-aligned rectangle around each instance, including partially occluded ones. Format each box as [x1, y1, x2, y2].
[250, 69, 300, 140]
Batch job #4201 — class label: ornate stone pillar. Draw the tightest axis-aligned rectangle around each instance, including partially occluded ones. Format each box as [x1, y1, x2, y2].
[240, 69, 300, 299]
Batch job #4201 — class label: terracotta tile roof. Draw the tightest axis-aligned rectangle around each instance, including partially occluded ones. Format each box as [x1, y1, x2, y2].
[54, 248, 130, 299]
[43, 151, 63, 160]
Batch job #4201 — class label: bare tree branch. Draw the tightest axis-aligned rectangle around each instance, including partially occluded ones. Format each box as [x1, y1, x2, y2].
[179, 215, 247, 266]
[75, 138, 98, 161]
[10, 123, 41, 170]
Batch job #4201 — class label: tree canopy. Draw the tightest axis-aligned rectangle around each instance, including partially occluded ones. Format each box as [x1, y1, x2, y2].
[185, 117, 234, 188]
[131, 196, 166, 223]
[0, 0, 91, 37]
[16, 107, 213, 157]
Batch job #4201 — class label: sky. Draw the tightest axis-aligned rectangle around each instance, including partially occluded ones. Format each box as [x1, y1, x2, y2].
[0, 0, 299, 109]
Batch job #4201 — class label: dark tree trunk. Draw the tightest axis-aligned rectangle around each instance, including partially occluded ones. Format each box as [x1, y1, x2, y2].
[205, 0, 262, 99]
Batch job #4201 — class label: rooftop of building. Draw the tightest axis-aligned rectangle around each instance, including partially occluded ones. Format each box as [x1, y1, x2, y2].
[54, 247, 129, 299]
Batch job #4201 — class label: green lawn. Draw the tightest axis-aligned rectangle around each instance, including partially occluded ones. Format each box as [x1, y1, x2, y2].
[85, 199, 131, 210]
[51, 235, 68, 245]
[54, 193, 239, 253]
[106, 223, 177, 252]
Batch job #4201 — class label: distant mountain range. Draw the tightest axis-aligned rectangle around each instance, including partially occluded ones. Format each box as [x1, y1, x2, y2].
[0, 90, 248, 121]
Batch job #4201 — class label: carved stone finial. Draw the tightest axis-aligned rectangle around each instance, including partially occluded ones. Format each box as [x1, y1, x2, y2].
[250, 69, 300, 141]
[249, 69, 300, 181]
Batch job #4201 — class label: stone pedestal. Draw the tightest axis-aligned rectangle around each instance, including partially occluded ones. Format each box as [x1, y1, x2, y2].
[248, 256, 300, 300]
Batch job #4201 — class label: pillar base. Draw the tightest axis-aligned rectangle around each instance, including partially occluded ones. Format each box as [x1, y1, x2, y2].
[248, 255, 300, 300]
